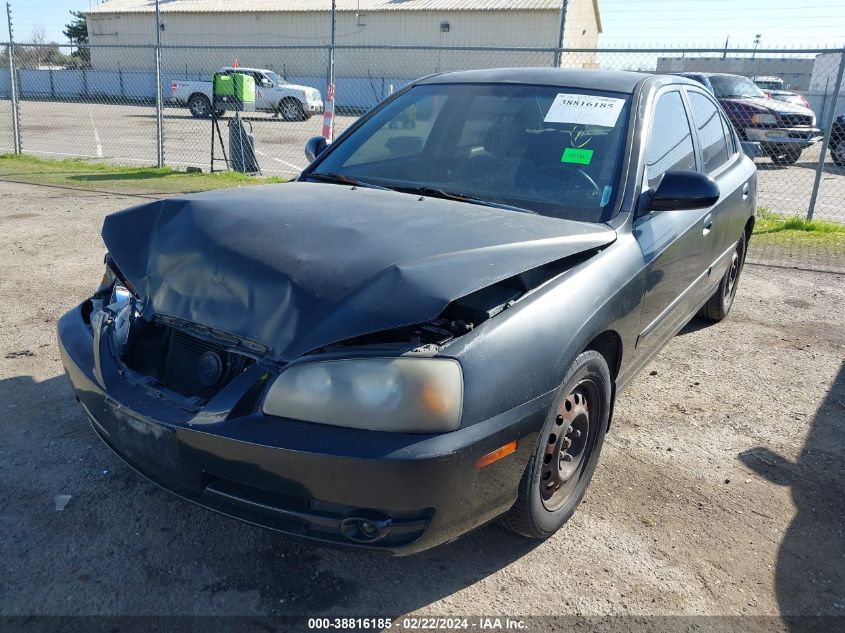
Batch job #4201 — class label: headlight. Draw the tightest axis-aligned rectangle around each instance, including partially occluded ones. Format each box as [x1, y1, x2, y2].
[262, 357, 463, 433]
[751, 113, 778, 125]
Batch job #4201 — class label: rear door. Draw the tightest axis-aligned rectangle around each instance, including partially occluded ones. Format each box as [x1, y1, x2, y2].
[633, 88, 712, 355]
[685, 88, 754, 287]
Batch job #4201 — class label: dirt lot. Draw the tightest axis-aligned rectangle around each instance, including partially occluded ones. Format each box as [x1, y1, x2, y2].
[0, 180, 843, 628]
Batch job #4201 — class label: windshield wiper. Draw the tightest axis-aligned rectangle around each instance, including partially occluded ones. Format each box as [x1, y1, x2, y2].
[395, 186, 537, 214]
[308, 172, 391, 191]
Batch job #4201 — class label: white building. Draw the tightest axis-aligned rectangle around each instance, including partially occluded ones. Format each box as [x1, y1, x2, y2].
[85, 0, 603, 79]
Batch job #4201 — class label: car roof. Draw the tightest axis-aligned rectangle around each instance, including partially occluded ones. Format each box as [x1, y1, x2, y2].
[678, 72, 747, 79]
[415, 68, 676, 94]
[222, 67, 272, 73]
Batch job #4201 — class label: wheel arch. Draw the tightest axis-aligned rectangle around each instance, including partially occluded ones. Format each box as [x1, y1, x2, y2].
[188, 92, 209, 103]
[584, 330, 622, 382]
[583, 329, 623, 431]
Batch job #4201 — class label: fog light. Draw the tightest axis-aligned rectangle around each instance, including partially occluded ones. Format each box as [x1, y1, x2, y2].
[339, 511, 392, 543]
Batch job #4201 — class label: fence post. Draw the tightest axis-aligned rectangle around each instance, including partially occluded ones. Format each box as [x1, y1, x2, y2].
[327, 0, 336, 141]
[154, 0, 164, 168]
[5, 2, 21, 154]
[553, 0, 569, 67]
[807, 48, 845, 221]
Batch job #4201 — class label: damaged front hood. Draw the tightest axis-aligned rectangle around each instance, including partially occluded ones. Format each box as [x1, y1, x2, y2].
[102, 183, 616, 361]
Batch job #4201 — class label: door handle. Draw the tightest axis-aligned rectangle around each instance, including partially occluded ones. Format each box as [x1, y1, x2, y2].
[742, 182, 750, 200]
[703, 214, 713, 236]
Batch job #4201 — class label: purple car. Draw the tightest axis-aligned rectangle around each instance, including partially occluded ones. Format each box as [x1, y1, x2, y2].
[677, 72, 822, 165]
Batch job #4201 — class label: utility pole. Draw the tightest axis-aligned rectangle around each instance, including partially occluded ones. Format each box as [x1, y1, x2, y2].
[154, 0, 164, 167]
[5, 2, 20, 153]
[553, 0, 569, 68]
[722, 35, 729, 59]
[752, 33, 762, 59]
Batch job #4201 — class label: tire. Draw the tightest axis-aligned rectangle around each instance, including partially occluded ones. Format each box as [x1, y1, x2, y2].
[279, 98, 305, 122]
[770, 148, 801, 166]
[698, 232, 746, 321]
[188, 94, 212, 119]
[831, 141, 845, 167]
[499, 350, 611, 540]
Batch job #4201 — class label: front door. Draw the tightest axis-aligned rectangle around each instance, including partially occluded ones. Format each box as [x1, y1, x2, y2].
[634, 89, 713, 356]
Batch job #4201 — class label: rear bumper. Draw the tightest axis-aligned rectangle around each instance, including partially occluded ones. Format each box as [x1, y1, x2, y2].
[57, 303, 544, 555]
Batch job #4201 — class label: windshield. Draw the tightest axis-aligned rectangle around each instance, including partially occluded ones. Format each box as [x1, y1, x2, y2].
[264, 71, 283, 84]
[309, 83, 632, 222]
[711, 76, 767, 99]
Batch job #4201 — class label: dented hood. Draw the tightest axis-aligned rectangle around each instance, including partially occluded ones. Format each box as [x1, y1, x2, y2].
[102, 182, 616, 361]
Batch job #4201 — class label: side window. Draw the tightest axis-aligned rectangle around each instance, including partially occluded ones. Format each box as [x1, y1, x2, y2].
[688, 92, 730, 173]
[720, 111, 738, 155]
[645, 91, 696, 188]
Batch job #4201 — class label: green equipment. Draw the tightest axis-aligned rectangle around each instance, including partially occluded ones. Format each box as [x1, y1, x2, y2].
[212, 71, 255, 112]
[210, 71, 260, 176]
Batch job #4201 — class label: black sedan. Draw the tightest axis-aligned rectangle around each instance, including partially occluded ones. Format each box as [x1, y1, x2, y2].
[58, 69, 756, 555]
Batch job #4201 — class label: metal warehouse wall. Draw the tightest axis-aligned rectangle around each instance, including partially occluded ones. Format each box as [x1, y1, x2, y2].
[87, 6, 599, 77]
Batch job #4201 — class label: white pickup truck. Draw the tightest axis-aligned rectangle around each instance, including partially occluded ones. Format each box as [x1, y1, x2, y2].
[170, 67, 324, 121]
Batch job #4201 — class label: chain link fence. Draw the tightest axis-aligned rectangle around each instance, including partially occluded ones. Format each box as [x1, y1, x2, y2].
[1, 41, 843, 270]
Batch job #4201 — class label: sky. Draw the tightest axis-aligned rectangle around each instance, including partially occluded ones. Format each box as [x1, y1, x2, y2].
[4, 0, 845, 49]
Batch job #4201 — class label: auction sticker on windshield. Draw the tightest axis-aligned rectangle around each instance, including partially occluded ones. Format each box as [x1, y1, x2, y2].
[544, 94, 625, 127]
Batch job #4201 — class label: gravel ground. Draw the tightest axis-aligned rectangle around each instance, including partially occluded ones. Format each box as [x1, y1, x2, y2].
[0, 180, 843, 627]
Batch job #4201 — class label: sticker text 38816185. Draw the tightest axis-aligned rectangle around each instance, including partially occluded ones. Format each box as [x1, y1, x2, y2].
[544, 94, 625, 128]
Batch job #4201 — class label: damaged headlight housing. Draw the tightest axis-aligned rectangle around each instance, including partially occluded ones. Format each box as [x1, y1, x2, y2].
[262, 358, 463, 433]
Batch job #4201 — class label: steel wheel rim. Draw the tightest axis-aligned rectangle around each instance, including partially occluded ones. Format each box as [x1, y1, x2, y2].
[540, 381, 597, 511]
[723, 248, 741, 302]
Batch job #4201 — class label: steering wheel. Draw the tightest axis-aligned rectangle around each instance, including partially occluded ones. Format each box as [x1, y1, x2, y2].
[528, 164, 602, 205]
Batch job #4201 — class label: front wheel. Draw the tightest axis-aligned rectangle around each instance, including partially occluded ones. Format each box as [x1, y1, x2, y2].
[500, 350, 611, 540]
[698, 232, 746, 321]
[831, 141, 845, 167]
[279, 98, 305, 122]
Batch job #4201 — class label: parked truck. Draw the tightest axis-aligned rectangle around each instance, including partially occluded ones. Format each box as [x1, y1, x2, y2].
[677, 72, 822, 165]
[171, 67, 324, 121]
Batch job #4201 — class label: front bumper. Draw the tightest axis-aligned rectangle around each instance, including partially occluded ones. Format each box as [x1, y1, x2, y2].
[57, 302, 544, 555]
[305, 100, 324, 115]
[744, 126, 823, 148]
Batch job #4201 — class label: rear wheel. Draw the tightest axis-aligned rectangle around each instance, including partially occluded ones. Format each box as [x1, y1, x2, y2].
[279, 98, 305, 122]
[699, 232, 746, 321]
[188, 94, 212, 118]
[500, 350, 611, 539]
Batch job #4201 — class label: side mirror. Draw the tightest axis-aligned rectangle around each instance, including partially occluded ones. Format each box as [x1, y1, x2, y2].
[261, 78, 273, 88]
[304, 136, 328, 162]
[649, 171, 720, 212]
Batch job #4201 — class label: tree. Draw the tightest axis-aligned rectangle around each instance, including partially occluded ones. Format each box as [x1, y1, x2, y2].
[63, 10, 90, 65]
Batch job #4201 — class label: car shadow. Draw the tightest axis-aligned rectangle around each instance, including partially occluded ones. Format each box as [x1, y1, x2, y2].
[676, 316, 714, 336]
[0, 371, 541, 617]
[738, 361, 845, 627]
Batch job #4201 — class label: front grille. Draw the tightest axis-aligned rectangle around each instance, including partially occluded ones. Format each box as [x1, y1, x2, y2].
[780, 113, 813, 127]
[123, 322, 252, 402]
